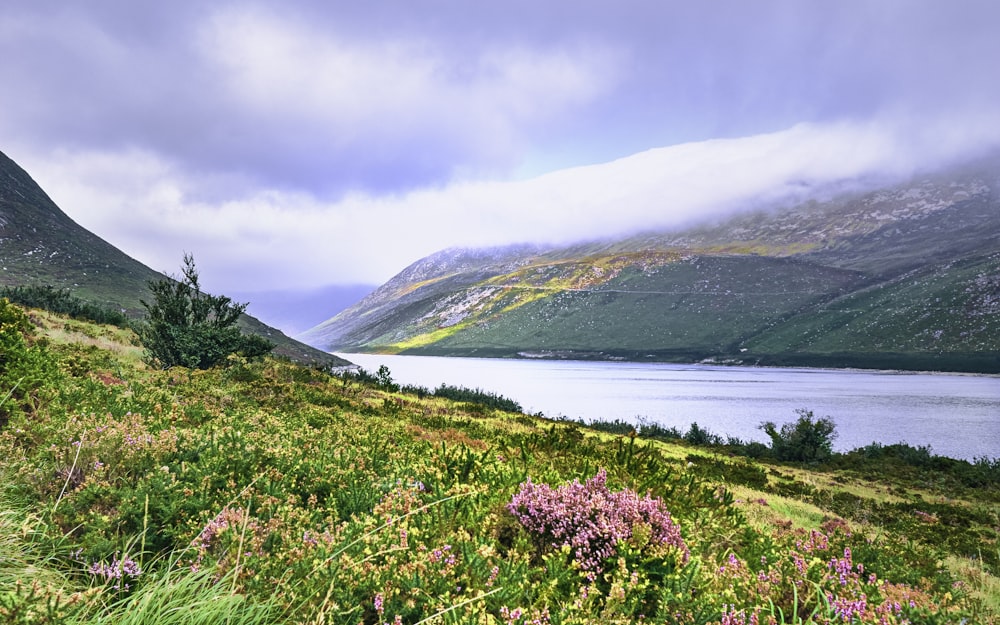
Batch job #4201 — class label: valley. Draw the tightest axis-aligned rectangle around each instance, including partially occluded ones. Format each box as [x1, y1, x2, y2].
[300, 155, 1000, 373]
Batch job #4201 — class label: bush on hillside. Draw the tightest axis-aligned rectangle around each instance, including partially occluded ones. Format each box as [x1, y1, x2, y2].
[137, 254, 272, 369]
[0, 284, 129, 327]
[430, 383, 522, 413]
[760, 409, 837, 462]
[684, 421, 723, 446]
[507, 468, 689, 573]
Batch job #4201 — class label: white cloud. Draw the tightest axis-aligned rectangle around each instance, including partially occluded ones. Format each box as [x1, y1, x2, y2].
[22, 114, 1000, 296]
[197, 6, 619, 180]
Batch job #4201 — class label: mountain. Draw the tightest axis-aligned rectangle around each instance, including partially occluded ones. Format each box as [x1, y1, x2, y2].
[0, 149, 350, 368]
[300, 154, 1000, 373]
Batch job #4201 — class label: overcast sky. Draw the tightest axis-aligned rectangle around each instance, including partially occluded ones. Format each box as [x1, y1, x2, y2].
[3, 1, 1000, 293]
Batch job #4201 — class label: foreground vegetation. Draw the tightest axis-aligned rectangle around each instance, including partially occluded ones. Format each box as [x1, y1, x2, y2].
[1, 299, 998, 624]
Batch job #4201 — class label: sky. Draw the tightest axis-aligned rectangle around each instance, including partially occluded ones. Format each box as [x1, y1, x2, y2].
[2, 1, 1000, 294]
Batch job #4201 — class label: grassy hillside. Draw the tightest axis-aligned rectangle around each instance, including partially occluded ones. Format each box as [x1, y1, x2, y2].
[0, 150, 159, 311]
[2, 302, 997, 624]
[741, 252, 1000, 371]
[0, 149, 348, 368]
[391, 254, 865, 358]
[304, 156, 1000, 372]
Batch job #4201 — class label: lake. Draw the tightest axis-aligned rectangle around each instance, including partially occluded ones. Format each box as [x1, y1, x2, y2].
[337, 353, 1000, 461]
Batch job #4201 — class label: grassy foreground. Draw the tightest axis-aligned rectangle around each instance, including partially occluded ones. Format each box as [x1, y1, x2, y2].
[1, 304, 998, 624]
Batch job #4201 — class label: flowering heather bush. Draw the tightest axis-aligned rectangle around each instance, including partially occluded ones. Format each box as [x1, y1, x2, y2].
[85, 552, 142, 592]
[55, 411, 181, 481]
[507, 468, 689, 572]
[709, 527, 947, 625]
[190, 506, 272, 575]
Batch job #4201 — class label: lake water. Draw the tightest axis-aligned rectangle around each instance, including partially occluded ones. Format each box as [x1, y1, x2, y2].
[337, 353, 1000, 461]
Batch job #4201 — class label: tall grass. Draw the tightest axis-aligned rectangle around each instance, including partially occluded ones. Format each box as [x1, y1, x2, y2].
[1, 465, 279, 625]
[83, 566, 275, 625]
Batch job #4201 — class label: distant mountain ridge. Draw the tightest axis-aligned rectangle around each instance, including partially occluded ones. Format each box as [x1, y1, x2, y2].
[0, 149, 349, 368]
[300, 154, 1000, 373]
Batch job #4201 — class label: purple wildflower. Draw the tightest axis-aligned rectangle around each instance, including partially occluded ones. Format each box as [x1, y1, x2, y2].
[374, 592, 384, 618]
[86, 553, 142, 591]
[507, 469, 688, 572]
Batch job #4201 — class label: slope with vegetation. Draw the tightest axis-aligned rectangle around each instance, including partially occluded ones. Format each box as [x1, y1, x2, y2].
[2, 301, 997, 624]
[301, 154, 1000, 373]
[0, 148, 347, 368]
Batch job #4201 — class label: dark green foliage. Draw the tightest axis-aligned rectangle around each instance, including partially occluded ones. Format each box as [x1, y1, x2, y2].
[136, 255, 273, 369]
[0, 299, 57, 425]
[635, 418, 684, 441]
[582, 418, 637, 436]
[0, 285, 130, 327]
[684, 421, 723, 446]
[340, 364, 402, 391]
[580, 417, 686, 442]
[831, 443, 1000, 498]
[374, 364, 398, 391]
[430, 383, 522, 413]
[760, 409, 837, 462]
[397, 378, 524, 412]
[686, 454, 770, 490]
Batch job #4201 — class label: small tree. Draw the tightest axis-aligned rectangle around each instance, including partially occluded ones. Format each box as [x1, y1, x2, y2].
[374, 365, 398, 391]
[760, 409, 837, 463]
[138, 254, 272, 369]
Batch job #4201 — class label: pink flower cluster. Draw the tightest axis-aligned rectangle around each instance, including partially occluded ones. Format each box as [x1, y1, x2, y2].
[190, 506, 267, 572]
[87, 553, 142, 591]
[720, 605, 769, 625]
[500, 605, 551, 625]
[507, 469, 689, 572]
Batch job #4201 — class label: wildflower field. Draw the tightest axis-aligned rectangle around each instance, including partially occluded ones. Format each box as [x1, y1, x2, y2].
[1, 300, 998, 624]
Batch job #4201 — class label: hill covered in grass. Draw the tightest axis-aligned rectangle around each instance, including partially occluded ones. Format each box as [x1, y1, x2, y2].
[2, 301, 997, 623]
[301, 154, 1000, 373]
[0, 148, 349, 368]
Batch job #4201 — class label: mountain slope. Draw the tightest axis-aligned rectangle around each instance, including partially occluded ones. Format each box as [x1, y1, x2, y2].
[301, 154, 1000, 373]
[0, 149, 349, 368]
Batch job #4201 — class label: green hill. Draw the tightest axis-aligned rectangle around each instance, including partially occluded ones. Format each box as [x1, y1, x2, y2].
[0, 149, 349, 368]
[301, 155, 1000, 373]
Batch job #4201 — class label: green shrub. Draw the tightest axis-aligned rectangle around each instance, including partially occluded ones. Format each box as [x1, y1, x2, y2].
[136, 255, 272, 369]
[0, 284, 129, 327]
[431, 383, 522, 413]
[0, 299, 57, 426]
[760, 408, 837, 462]
[684, 421, 722, 446]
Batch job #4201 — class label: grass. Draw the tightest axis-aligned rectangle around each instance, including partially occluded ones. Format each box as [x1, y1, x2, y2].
[2, 303, 998, 624]
[85, 565, 276, 625]
[729, 485, 829, 532]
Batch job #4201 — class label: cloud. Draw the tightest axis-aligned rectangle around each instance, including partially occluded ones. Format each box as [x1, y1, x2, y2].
[193, 6, 620, 191]
[23, 115, 1000, 294]
[5, 1, 1000, 194]
[0, 4, 621, 196]
[4, 2, 1000, 295]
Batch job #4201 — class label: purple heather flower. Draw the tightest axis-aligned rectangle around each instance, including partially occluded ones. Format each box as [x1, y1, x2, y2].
[86, 553, 142, 591]
[507, 469, 688, 572]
